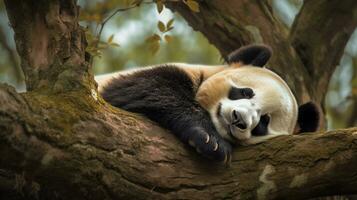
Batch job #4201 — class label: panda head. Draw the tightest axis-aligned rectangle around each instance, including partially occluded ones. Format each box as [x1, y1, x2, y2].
[196, 45, 320, 145]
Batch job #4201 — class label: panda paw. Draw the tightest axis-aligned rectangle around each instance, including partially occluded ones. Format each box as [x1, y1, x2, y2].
[186, 127, 232, 164]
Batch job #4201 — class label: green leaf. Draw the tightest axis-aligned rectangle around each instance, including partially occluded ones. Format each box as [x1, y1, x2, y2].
[145, 34, 161, 43]
[166, 26, 174, 32]
[166, 18, 174, 29]
[164, 35, 173, 43]
[107, 34, 114, 43]
[156, 1, 164, 14]
[158, 21, 166, 32]
[185, 0, 200, 12]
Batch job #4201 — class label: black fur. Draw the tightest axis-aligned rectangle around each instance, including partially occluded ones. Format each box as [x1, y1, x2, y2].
[101, 65, 232, 162]
[228, 87, 255, 100]
[251, 114, 270, 136]
[297, 102, 320, 132]
[227, 44, 272, 67]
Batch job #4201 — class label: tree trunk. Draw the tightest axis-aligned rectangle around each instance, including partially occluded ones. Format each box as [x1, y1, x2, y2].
[1, 0, 357, 199]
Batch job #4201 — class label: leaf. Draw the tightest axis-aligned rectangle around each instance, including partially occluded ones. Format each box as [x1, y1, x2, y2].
[145, 34, 161, 43]
[164, 35, 173, 43]
[107, 34, 114, 43]
[185, 0, 200, 12]
[110, 42, 120, 47]
[97, 42, 109, 49]
[156, 1, 164, 14]
[158, 21, 166, 32]
[166, 18, 174, 29]
[166, 26, 174, 32]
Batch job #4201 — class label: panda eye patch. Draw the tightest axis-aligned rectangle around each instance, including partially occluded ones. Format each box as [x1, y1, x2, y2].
[252, 114, 270, 136]
[228, 87, 255, 100]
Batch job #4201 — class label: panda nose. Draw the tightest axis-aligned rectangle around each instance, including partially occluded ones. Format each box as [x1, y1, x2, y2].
[232, 110, 247, 130]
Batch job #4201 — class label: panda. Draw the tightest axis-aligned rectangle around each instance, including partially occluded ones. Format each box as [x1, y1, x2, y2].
[95, 45, 319, 164]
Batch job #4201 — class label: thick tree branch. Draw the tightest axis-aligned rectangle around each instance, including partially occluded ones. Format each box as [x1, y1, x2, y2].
[4, 0, 94, 92]
[290, 0, 357, 102]
[0, 84, 357, 199]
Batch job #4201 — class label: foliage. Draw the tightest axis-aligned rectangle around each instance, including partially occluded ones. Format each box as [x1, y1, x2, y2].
[79, 0, 200, 59]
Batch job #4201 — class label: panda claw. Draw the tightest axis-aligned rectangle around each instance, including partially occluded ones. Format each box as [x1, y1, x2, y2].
[204, 134, 210, 143]
[213, 142, 218, 151]
[185, 127, 232, 164]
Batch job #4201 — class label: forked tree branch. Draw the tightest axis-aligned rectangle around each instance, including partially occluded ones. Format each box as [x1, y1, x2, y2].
[290, 0, 357, 102]
[164, 0, 310, 103]
[165, 0, 357, 104]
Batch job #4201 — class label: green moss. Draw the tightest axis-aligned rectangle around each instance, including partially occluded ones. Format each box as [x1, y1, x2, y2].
[22, 89, 102, 135]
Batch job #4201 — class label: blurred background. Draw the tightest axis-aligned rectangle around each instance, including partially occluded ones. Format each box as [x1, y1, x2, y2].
[0, 0, 355, 129]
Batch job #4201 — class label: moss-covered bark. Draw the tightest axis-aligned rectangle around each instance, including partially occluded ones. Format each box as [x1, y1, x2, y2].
[1, 0, 357, 199]
[1, 84, 357, 199]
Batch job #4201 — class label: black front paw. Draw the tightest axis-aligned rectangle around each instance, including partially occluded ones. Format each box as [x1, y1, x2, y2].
[186, 127, 232, 164]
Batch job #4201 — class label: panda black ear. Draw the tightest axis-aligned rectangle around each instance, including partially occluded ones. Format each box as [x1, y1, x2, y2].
[227, 44, 272, 67]
[295, 102, 320, 134]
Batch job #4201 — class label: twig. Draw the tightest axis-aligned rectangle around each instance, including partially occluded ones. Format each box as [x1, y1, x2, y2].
[90, 1, 155, 65]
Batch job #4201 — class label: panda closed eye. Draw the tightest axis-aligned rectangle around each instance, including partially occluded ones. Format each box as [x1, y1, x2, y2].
[228, 87, 255, 100]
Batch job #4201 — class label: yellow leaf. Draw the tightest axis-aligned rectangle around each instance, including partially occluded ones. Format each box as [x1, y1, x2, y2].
[145, 34, 161, 43]
[164, 35, 173, 43]
[110, 42, 120, 47]
[108, 34, 114, 43]
[185, 0, 200, 12]
[158, 21, 166, 32]
[156, 1, 164, 14]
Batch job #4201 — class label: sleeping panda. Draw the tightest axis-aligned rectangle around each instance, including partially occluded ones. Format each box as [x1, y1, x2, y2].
[95, 45, 319, 163]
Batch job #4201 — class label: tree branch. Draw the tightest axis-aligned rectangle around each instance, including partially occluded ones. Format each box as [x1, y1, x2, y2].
[290, 0, 357, 102]
[0, 84, 357, 200]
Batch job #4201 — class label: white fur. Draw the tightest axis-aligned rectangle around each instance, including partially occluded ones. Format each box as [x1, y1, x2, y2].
[205, 66, 298, 145]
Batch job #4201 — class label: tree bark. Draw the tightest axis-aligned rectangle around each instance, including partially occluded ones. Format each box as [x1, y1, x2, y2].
[1, 0, 357, 199]
[1, 84, 357, 200]
[5, 0, 95, 93]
